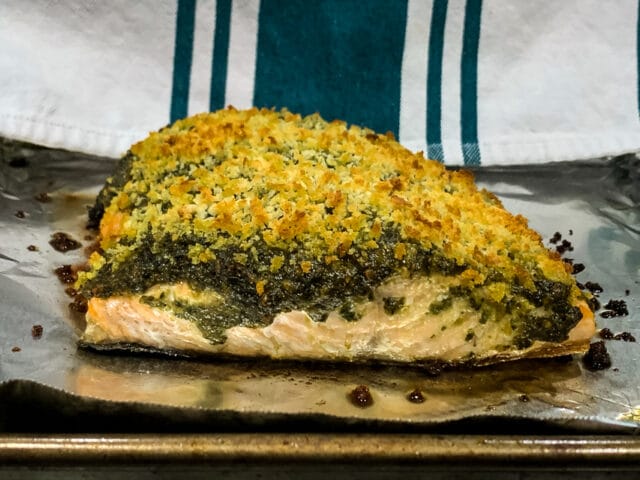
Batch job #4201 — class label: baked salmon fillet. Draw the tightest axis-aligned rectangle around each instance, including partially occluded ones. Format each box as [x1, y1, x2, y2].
[76, 107, 596, 366]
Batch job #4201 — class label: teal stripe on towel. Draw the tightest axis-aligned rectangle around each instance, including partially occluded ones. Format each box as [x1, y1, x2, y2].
[170, 0, 196, 122]
[426, 0, 448, 162]
[210, 0, 232, 111]
[253, 0, 408, 136]
[460, 0, 482, 165]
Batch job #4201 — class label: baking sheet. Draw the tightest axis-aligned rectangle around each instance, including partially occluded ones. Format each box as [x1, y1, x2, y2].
[1, 139, 639, 432]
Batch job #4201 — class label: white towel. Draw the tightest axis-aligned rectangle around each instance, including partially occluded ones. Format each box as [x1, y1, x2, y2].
[1, 0, 639, 165]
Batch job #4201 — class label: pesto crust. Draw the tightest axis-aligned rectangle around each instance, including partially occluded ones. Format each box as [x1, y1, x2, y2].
[80, 107, 576, 290]
[77, 107, 592, 350]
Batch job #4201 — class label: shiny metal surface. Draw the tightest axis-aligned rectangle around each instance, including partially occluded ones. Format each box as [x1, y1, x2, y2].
[1, 434, 640, 467]
[1, 140, 639, 432]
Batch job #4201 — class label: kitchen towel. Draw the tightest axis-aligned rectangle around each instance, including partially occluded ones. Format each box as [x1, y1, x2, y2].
[1, 0, 639, 165]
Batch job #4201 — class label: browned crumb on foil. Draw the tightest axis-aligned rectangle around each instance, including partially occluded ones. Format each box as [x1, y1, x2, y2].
[14, 210, 26, 219]
[49, 232, 82, 252]
[31, 325, 43, 339]
[599, 328, 615, 340]
[600, 299, 629, 318]
[69, 295, 88, 314]
[64, 286, 78, 297]
[55, 261, 89, 315]
[587, 296, 601, 312]
[584, 281, 604, 294]
[555, 239, 574, 255]
[349, 385, 374, 408]
[571, 263, 585, 274]
[11, 346, 21, 352]
[34, 192, 52, 203]
[582, 341, 612, 371]
[613, 332, 636, 342]
[54, 265, 77, 284]
[407, 388, 426, 404]
[27, 245, 38, 252]
[598, 328, 636, 342]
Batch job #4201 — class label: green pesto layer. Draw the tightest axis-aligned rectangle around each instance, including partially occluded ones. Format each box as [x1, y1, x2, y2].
[79, 228, 582, 346]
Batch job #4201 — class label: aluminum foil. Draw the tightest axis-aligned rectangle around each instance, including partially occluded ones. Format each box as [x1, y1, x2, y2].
[1, 140, 639, 432]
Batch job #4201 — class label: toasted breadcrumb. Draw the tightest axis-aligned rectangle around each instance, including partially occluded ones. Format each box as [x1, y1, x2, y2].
[80, 107, 577, 301]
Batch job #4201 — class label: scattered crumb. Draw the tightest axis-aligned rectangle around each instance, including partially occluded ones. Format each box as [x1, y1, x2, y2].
[519, 394, 530, 403]
[14, 210, 26, 219]
[613, 332, 636, 342]
[582, 341, 612, 371]
[571, 263, 585, 274]
[34, 192, 52, 203]
[600, 299, 629, 318]
[555, 239, 574, 255]
[587, 296, 601, 312]
[349, 385, 374, 408]
[64, 286, 78, 297]
[600, 328, 636, 342]
[31, 324, 43, 339]
[599, 328, 614, 340]
[27, 245, 38, 252]
[407, 388, 425, 404]
[549, 232, 562, 244]
[11, 346, 21, 353]
[69, 295, 88, 313]
[54, 265, 77, 284]
[584, 282, 603, 294]
[49, 232, 82, 252]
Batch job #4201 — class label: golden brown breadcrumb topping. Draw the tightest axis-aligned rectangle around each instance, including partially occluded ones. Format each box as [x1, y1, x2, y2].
[80, 107, 577, 299]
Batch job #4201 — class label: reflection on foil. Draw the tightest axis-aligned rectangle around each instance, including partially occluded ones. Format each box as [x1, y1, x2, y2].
[588, 227, 640, 281]
[1, 138, 639, 431]
[72, 363, 224, 409]
[70, 350, 585, 421]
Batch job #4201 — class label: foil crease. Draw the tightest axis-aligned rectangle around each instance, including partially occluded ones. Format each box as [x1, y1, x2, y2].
[1, 139, 639, 432]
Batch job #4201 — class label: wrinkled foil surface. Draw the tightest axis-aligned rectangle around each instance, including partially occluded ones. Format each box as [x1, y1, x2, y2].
[1, 140, 639, 432]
